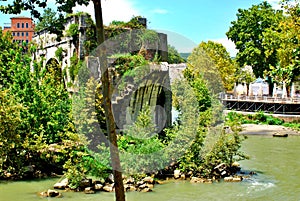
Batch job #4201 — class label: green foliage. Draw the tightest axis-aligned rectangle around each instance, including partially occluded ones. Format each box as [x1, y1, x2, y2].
[0, 90, 23, 177]
[196, 41, 237, 91]
[55, 47, 64, 62]
[227, 1, 284, 78]
[83, 15, 97, 55]
[118, 106, 167, 175]
[112, 54, 150, 91]
[186, 43, 224, 94]
[283, 120, 300, 131]
[113, 54, 149, 76]
[63, 146, 110, 189]
[200, 127, 248, 178]
[35, 8, 58, 32]
[69, 54, 81, 82]
[226, 111, 284, 125]
[0, 30, 78, 179]
[168, 52, 247, 177]
[66, 23, 79, 38]
[263, 1, 300, 84]
[167, 45, 186, 64]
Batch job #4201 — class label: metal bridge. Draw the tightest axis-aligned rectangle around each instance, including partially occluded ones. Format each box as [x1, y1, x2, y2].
[221, 95, 300, 115]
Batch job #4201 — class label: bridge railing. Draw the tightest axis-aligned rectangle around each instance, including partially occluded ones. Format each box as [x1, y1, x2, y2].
[220, 93, 300, 104]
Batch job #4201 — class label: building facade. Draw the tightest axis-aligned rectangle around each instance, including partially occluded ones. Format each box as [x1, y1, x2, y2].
[3, 16, 35, 43]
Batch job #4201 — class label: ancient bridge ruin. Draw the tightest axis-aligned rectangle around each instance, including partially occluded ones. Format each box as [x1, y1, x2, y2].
[32, 13, 187, 130]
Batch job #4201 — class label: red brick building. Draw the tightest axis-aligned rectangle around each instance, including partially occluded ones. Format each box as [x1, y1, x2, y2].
[3, 16, 35, 44]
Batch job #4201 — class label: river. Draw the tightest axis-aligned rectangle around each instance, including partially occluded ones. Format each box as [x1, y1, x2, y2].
[1, 135, 299, 201]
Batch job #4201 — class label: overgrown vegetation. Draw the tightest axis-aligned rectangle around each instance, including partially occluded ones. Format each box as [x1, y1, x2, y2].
[0, 13, 248, 187]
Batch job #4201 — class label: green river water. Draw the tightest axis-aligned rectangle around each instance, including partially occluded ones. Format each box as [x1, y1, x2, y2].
[1, 135, 300, 201]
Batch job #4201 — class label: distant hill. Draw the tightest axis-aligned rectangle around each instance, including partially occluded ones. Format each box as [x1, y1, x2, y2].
[180, 53, 191, 61]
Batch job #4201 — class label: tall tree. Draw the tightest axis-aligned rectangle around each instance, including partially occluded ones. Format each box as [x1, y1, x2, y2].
[226, 1, 284, 78]
[34, 8, 58, 32]
[0, 1, 125, 200]
[196, 41, 237, 91]
[263, 0, 300, 85]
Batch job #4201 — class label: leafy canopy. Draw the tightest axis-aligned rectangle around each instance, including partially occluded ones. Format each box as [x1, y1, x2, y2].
[226, 1, 284, 77]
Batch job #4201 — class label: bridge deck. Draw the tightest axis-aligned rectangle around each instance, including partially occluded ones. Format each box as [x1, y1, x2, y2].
[222, 95, 300, 115]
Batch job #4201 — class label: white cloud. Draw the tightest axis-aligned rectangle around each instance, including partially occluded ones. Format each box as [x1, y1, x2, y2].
[212, 38, 238, 57]
[73, 0, 140, 25]
[151, 9, 169, 15]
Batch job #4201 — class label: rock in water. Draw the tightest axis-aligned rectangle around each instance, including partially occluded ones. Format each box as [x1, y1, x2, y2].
[103, 185, 114, 192]
[94, 184, 103, 191]
[143, 176, 154, 184]
[53, 178, 68, 189]
[47, 189, 62, 197]
[174, 170, 181, 179]
[84, 187, 95, 194]
[224, 176, 233, 182]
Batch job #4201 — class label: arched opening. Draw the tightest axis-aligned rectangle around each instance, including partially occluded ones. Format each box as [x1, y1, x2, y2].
[45, 58, 63, 85]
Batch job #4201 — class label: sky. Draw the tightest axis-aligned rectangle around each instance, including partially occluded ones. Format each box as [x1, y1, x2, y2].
[0, 0, 281, 56]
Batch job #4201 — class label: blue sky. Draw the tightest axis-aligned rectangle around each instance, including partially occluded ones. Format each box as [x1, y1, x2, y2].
[0, 0, 280, 55]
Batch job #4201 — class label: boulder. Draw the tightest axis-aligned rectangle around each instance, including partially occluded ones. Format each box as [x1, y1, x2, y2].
[124, 184, 136, 192]
[139, 187, 152, 193]
[232, 161, 240, 167]
[136, 180, 145, 186]
[103, 184, 114, 192]
[174, 170, 181, 179]
[139, 183, 154, 190]
[106, 174, 114, 183]
[47, 189, 62, 197]
[39, 191, 48, 197]
[224, 176, 233, 182]
[94, 184, 103, 191]
[214, 163, 227, 172]
[53, 178, 68, 189]
[80, 178, 92, 189]
[143, 176, 154, 184]
[84, 187, 95, 194]
[125, 176, 135, 184]
[232, 176, 242, 182]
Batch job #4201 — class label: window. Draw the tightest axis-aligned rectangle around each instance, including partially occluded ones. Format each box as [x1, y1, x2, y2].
[26, 32, 28, 36]
[17, 32, 20, 36]
[17, 23, 20, 28]
[12, 32, 15, 36]
[22, 23, 24, 28]
[26, 23, 28, 28]
[22, 32, 24, 37]
[26, 40, 29, 43]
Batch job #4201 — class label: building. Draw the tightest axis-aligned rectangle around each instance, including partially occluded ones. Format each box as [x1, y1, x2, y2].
[3, 16, 35, 44]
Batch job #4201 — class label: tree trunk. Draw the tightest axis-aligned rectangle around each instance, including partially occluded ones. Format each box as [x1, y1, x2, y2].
[92, 1, 125, 201]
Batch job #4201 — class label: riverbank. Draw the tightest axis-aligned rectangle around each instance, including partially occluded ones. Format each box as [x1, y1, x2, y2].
[240, 124, 300, 135]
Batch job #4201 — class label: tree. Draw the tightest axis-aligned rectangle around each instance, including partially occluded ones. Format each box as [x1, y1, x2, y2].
[35, 8, 58, 32]
[186, 42, 224, 94]
[226, 2, 284, 78]
[167, 45, 186, 64]
[196, 41, 237, 91]
[263, 0, 300, 85]
[0, 1, 125, 200]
